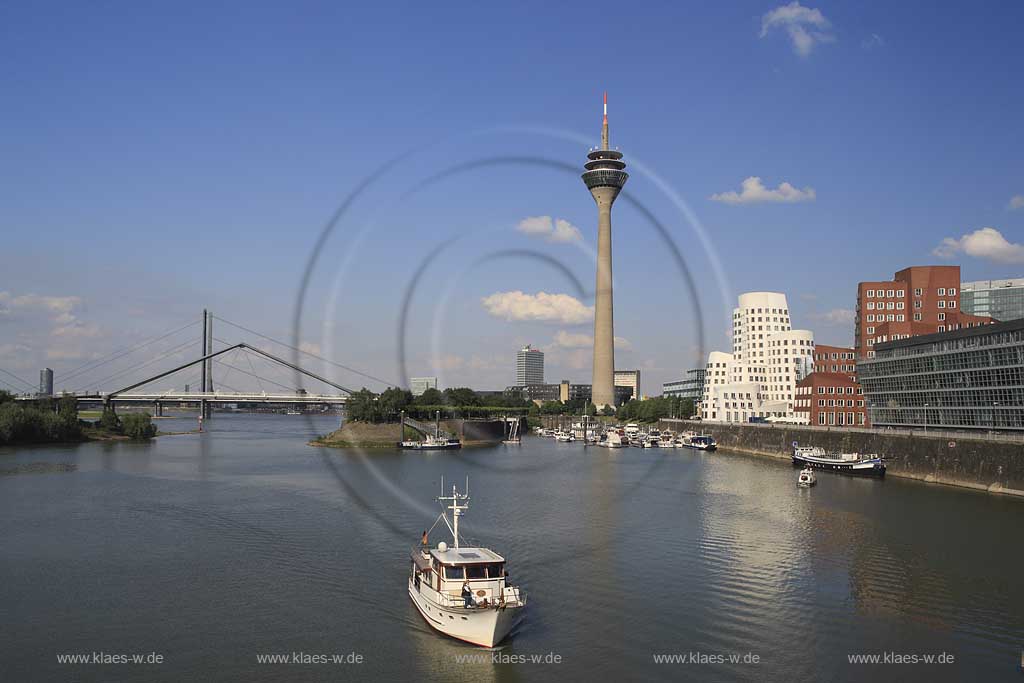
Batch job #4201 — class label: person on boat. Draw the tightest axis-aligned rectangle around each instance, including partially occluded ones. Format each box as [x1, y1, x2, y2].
[462, 581, 475, 608]
[421, 530, 428, 546]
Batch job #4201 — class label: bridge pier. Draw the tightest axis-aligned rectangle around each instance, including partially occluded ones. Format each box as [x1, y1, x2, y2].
[154, 401, 163, 417]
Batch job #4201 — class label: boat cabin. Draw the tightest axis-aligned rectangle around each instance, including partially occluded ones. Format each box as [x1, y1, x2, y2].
[411, 546, 508, 607]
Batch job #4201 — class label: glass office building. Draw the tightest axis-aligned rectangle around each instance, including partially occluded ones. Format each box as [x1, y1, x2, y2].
[662, 368, 705, 400]
[960, 278, 1024, 322]
[857, 318, 1024, 431]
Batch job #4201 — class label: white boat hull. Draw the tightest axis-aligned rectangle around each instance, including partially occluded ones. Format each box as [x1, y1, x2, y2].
[408, 581, 521, 647]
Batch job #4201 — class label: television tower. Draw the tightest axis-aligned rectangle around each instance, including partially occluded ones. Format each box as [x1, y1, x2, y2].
[581, 92, 628, 411]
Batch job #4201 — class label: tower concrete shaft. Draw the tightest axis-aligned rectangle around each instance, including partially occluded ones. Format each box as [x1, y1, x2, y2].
[581, 93, 628, 410]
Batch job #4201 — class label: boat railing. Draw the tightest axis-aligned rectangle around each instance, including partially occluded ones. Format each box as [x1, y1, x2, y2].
[432, 585, 526, 609]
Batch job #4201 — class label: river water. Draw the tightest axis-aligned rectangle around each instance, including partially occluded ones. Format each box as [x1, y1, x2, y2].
[1, 413, 1022, 682]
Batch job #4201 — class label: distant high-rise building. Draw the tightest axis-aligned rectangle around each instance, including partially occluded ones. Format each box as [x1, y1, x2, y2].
[960, 278, 1024, 322]
[854, 265, 990, 358]
[516, 345, 544, 385]
[410, 377, 438, 397]
[39, 368, 53, 397]
[701, 292, 815, 423]
[614, 370, 640, 401]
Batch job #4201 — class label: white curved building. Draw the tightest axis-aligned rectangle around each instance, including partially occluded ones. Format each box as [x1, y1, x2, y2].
[702, 292, 814, 423]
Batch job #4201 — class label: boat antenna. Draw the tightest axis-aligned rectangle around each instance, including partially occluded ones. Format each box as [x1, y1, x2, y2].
[437, 478, 470, 549]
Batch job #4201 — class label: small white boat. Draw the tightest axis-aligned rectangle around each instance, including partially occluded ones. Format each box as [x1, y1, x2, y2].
[554, 430, 575, 442]
[409, 481, 526, 647]
[599, 430, 625, 448]
[797, 468, 816, 487]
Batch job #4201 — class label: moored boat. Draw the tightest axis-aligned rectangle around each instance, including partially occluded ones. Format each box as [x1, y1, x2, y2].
[680, 434, 717, 451]
[792, 445, 885, 477]
[400, 434, 462, 450]
[599, 429, 625, 448]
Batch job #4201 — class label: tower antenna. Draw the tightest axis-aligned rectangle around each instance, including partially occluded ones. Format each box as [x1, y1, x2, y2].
[601, 91, 609, 150]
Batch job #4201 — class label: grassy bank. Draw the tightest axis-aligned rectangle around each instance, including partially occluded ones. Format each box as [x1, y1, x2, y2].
[311, 421, 401, 449]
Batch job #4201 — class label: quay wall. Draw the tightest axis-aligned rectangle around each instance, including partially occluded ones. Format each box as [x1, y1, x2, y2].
[659, 419, 1024, 498]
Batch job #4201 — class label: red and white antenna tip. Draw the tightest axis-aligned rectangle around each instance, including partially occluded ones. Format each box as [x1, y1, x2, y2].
[603, 92, 608, 120]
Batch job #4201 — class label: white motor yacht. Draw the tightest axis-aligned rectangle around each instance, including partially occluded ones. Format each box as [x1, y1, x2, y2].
[797, 468, 817, 487]
[409, 481, 526, 647]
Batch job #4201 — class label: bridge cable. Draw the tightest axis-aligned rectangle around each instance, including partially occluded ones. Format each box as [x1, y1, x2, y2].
[72, 338, 201, 394]
[243, 348, 267, 394]
[0, 368, 36, 389]
[59, 319, 200, 385]
[212, 358, 295, 393]
[215, 346, 239, 390]
[0, 375, 27, 393]
[212, 335, 327, 394]
[211, 315, 397, 388]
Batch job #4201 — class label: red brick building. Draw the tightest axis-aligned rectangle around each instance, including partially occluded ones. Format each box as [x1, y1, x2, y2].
[795, 372, 868, 427]
[795, 344, 868, 426]
[854, 265, 991, 358]
[812, 344, 857, 379]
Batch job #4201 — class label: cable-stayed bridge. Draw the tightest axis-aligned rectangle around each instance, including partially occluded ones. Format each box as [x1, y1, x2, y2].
[4, 311, 395, 417]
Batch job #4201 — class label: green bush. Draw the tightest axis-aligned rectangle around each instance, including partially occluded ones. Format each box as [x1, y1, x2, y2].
[0, 400, 82, 445]
[99, 406, 122, 432]
[121, 413, 157, 440]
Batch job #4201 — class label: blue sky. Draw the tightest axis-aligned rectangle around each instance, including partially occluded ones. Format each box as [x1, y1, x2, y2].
[1, 1, 1022, 395]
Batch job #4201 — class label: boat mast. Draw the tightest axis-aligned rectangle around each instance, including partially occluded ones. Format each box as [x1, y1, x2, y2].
[438, 478, 470, 549]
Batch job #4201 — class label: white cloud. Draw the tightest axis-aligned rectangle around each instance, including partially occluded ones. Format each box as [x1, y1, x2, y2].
[861, 33, 884, 50]
[933, 227, 1024, 264]
[761, 2, 835, 57]
[0, 292, 82, 323]
[815, 308, 856, 325]
[481, 291, 593, 324]
[1009, 195, 1024, 210]
[52, 322, 101, 338]
[709, 176, 816, 204]
[549, 330, 632, 350]
[515, 216, 582, 243]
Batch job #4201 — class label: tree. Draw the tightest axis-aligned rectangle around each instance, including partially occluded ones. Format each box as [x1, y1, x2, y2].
[600, 405, 615, 416]
[122, 413, 157, 440]
[539, 400, 566, 415]
[415, 388, 443, 405]
[99, 405, 122, 432]
[443, 387, 479, 407]
[378, 387, 412, 421]
[345, 388, 379, 423]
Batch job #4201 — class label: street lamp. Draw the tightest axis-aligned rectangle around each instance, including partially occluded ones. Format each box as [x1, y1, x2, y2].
[923, 403, 929, 434]
[993, 401, 999, 431]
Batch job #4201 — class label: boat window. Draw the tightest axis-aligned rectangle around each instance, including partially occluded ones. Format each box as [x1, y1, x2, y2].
[486, 563, 505, 578]
[444, 565, 465, 580]
[466, 565, 487, 580]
